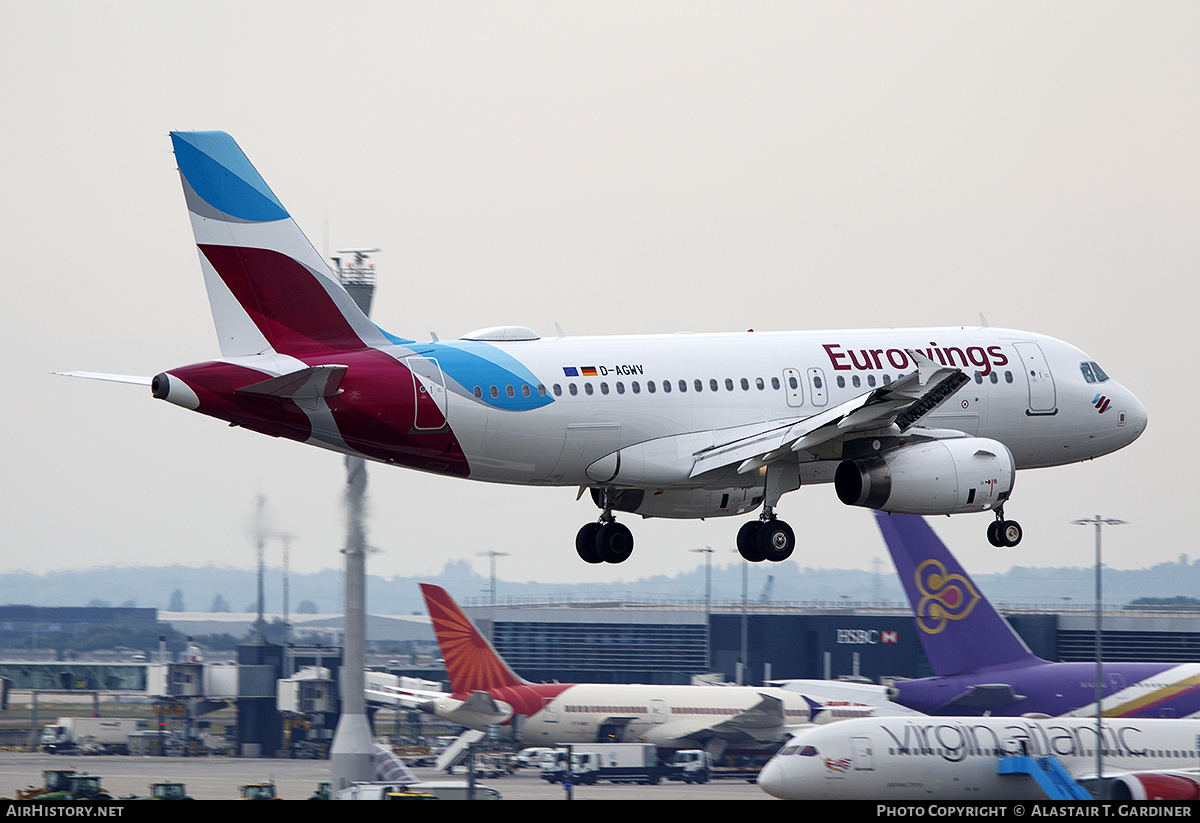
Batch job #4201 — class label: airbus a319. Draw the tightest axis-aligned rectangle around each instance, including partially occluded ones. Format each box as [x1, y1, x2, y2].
[64, 132, 1147, 565]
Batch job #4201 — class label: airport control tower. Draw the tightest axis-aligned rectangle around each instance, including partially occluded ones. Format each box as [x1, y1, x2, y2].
[329, 248, 379, 790]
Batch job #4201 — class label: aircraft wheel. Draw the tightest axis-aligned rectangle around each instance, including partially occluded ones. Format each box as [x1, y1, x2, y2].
[1000, 520, 1023, 547]
[737, 521, 765, 562]
[576, 523, 603, 564]
[756, 519, 795, 562]
[987, 520, 1005, 548]
[596, 521, 634, 563]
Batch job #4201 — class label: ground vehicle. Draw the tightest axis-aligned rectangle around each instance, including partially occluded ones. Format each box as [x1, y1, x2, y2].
[16, 770, 77, 800]
[28, 774, 111, 802]
[239, 782, 278, 799]
[336, 781, 500, 800]
[139, 782, 192, 800]
[541, 743, 664, 785]
[667, 750, 762, 783]
[40, 717, 148, 754]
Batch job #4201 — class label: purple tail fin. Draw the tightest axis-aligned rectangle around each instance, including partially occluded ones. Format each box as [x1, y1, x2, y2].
[874, 512, 1042, 676]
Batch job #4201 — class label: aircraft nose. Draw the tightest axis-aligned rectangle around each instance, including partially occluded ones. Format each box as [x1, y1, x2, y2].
[757, 757, 788, 799]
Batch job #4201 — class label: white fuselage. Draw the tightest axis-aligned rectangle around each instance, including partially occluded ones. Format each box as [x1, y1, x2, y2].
[402, 326, 1144, 490]
[758, 716, 1200, 800]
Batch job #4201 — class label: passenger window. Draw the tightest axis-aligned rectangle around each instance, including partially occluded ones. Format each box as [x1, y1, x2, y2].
[553, 384, 562, 397]
[538, 384, 547, 397]
[740, 378, 749, 390]
[755, 377, 764, 390]
[725, 378, 734, 391]
[852, 375, 861, 388]
[632, 382, 641, 394]
[710, 379, 719, 392]
[813, 376, 823, 389]
[694, 379, 703, 392]
[522, 384, 531, 397]
[990, 373, 999, 384]
[662, 380, 670, 393]
[600, 382, 609, 395]
[506, 385, 515, 398]
[490, 386, 500, 398]
[679, 380, 688, 393]
[473, 386, 483, 398]
[584, 383, 594, 395]
[568, 384, 578, 396]
[616, 382, 625, 395]
[836, 376, 845, 388]
[771, 377, 780, 390]
[867, 375, 876, 387]
[1005, 371, 1013, 383]
[647, 381, 656, 394]
[788, 376, 798, 390]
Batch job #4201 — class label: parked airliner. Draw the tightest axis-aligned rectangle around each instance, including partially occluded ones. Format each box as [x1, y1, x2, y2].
[407, 584, 917, 757]
[63, 131, 1147, 564]
[758, 715, 1200, 800]
[779, 513, 1200, 719]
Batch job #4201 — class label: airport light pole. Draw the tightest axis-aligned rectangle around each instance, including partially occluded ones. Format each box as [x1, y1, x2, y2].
[692, 547, 714, 671]
[1071, 514, 1126, 790]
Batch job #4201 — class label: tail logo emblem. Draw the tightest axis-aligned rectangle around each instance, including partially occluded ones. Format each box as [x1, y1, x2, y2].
[913, 559, 981, 634]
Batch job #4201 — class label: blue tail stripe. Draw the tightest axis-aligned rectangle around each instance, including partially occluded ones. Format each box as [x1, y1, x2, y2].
[171, 131, 288, 223]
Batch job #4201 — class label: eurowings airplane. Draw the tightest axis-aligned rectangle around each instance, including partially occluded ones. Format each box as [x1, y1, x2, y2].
[779, 513, 1200, 719]
[409, 584, 917, 756]
[757, 715, 1200, 800]
[64, 131, 1147, 564]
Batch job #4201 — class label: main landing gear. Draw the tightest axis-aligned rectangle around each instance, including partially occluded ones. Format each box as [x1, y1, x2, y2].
[577, 488, 635, 564]
[987, 507, 1023, 548]
[736, 508, 796, 563]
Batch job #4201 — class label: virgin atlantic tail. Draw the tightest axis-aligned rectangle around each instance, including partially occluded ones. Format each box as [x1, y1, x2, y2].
[419, 584, 529, 694]
[874, 511, 1043, 676]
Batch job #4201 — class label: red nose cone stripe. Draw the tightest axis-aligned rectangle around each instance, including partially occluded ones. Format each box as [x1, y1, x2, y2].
[200, 244, 366, 354]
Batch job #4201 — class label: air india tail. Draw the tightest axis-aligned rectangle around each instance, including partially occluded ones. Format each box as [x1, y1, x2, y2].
[170, 131, 395, 357]
[419, 584, 528, 694]
[874, 511, 1042, 676]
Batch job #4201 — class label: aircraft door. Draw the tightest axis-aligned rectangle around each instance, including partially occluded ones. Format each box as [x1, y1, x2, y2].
[406, 356, 448, 430]
[1012, 342, 1057, 414]
[783, 369, 804, 407]
[807, 367, 828, 407]
[650, 699, 667, 724]
[850, 736, 876, 771]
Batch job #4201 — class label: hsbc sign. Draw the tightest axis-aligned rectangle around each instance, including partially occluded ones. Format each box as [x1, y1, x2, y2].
[836, 629, 900, 645]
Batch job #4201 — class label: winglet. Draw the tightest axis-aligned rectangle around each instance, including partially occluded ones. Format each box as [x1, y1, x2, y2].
[874, 512, 1042, 676]
[419, 584, 528, 694]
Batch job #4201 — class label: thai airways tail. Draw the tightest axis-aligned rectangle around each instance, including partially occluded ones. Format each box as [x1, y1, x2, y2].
[419, 584, 528, 694]
[874, 512, 1043, 676]
[170, 131, 394, 358]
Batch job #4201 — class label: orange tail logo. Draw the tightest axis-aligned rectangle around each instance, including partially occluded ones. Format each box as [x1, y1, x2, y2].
[420, 584, 525, 693]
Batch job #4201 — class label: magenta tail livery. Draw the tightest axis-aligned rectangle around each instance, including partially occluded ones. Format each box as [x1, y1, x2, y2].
[71, 131, 1149, 564]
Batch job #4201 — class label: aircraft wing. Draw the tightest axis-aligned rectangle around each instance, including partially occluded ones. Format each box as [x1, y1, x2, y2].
[931, 683, 1026, 712]
[689, 351, 970, 478]
[664, 693, 800, 749]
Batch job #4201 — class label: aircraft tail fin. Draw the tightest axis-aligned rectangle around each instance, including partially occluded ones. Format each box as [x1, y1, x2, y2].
[419, 584, 528, 693]
[874, 512, 1043, 676]
[170, 131, 392, 358]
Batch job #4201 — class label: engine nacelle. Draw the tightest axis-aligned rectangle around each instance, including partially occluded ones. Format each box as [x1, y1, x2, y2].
[591, 487, 763, 519]
[1108, 772, 1200, 801]
[834, 437, 1014, 515]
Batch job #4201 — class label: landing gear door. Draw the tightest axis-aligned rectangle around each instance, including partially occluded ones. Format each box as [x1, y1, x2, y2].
[1012, 342, 1057, 414]
[406, 356, 448, 430]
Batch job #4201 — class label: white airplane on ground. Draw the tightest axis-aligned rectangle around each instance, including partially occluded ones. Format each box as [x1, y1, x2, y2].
[64, 131, 1147, 564]
[758, 715, 1200, 800]
[408, 584, 920, 757]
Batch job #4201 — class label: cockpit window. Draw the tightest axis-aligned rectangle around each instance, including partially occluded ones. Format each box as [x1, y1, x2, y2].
[1080, 361, 1110, 384]
[797, 745, 819, 757]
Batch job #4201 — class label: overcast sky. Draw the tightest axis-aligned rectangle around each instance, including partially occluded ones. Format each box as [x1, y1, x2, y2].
[3, 3, 1197, 602]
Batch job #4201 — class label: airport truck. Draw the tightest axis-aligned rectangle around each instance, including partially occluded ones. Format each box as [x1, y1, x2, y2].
[540, 743, 664, 786]
[39, 717, 149, 754]
[666, 750, 762, 783]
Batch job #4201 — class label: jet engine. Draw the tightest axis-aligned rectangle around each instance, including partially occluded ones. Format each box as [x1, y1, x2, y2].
[833, 437, 1014, 516]
[591, 487, 763, 519]
[1107, 772, 1200, 801]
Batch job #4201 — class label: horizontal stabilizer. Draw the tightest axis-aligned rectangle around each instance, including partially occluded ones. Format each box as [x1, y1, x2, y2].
[235, 365, 347, 400]
[55, 371, 152, 387]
